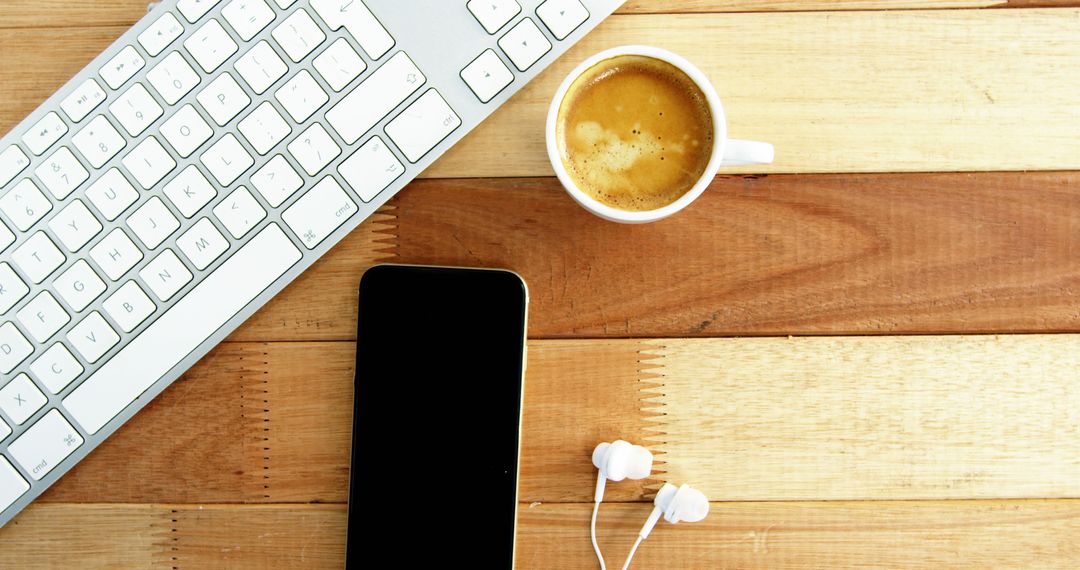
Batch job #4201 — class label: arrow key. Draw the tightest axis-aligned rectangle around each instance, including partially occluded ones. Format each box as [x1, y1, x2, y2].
[537, 0, 590, 40]
[498, 18, 551, 72]
[461, 49, 514, 103]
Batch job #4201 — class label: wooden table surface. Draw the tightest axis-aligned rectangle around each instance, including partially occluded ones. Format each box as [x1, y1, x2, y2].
[3, 1, 1080, 568]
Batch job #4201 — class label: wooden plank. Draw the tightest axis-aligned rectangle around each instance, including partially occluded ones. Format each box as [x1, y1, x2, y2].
[0, 503, 346, 569]
[5, 501, 1080, 568]
[3, 1, 1080, 31]
[34, 336, 1080, 507]
[6, 11, 1080, 175]
[231, 172, 1080, 341]
[39, 340, 655, 505]
[388, 174, 1080, 338]
[649, 336, 1080, 501]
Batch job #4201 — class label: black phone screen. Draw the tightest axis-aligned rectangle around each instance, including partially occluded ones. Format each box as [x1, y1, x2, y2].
[347, 265, 528, 568]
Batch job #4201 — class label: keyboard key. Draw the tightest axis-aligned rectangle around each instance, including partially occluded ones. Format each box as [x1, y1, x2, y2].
[0, 264, 29, 315]
[140, 249, 193, 302]
[386, 89, 462, 163]
[238, 101, 291, 155]
[197, 73, 252, 126]
[86, 169, 139, 221]
[251, 154, 303, 207]
[467, 0, 521, 34]
[164, 165, 217, 218]
[0, 146, 30, 188]
[311, 0, 394, 60]
[201, 133, 254, 186]
[90, 228, 144, 281]
[0, 322, 33, 373]
[60, 79, 107, 123]
[100, 46, 146, 90]
[0, 418, 7, 441]
[275, 70, 328, 123]
[0, 457, 27, 514]
[123, 137, 176, 189]
[223, 0, 276, 41]
[185, 19, 239, 73]
[338, 136, 403, 203]
[72, 115, 126, 169]
[23, 112, 68, 156]
[103, 281, 156, 333]
[48, 199, 103, 252]
[214, 186, 266, 239]
[9, 409, 84, 481]
[53, 260, 107, 312]
[274, 0, 297, 7]
[110, 84, 165, 137]
[537, 0, 589, 40]
[36, 147, 89, 200]
[127, 196, 181, 250]
[160, 104, 214, 158]
[283, 176, 357, 249]
[67, 312, 120, 364]
[0, 374, 47, 425]
[498, 18, 551, 72]
[461, 49, 514, 103]
[235, 41, 288, 95]
[272, 9, 325, 62]
[288, 122, 340, 176]
[326, 52, 426, 144]
[30, 343, 84, 394]
[147, 52, 201, 105]
[178, 0, 223, 23]
[13, 232, 65, 284]
[0, 179, 51, 231]
[313, 37, 366, 92]
[0, 222, 12, 253]
[139, 11, 185, 56]
[178, 218, 229, 270]
[16, 291, 69, 343]
[66, 224, 301, 435]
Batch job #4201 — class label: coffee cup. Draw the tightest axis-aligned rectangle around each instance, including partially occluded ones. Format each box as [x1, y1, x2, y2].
[546, 45, 774, 223]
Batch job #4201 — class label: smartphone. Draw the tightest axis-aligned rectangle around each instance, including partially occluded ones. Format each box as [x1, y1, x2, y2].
[347, 264, 528, 568]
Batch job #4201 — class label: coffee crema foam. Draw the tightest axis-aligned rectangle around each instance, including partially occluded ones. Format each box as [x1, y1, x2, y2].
[556, 55, 714, 212]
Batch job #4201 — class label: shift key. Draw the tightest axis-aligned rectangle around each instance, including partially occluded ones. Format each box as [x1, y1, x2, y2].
[8, 410, 84, 481]
[282, 176, 357, 249]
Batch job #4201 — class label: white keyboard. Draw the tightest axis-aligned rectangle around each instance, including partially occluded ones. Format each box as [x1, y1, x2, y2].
[0, 0, 624, 527]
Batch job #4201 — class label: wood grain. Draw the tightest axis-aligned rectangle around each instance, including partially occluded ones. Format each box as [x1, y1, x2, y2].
[38, 340, 656, 505]
[650, 336, 1080, 501]
[6, 11, 1080, 175]
[31, 335, 1080, 507]
[3, 0, 1079, 30]
[231, 173, 1080, 342]
[6, 501, 1080, 569]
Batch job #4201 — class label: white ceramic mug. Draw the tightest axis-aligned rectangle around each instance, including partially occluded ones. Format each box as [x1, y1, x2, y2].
[546, 45, 775, 223]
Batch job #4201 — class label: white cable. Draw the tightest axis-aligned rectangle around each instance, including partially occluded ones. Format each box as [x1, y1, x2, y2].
[621, 536, 644, 570]
[591, 499, 606, 570]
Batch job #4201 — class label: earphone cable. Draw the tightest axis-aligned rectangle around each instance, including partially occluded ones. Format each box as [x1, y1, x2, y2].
[591, 498, 606, 570]
[620, 535, 644, 570]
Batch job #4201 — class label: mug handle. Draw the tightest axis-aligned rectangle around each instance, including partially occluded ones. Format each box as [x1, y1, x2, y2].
[721, 139, 775, 166]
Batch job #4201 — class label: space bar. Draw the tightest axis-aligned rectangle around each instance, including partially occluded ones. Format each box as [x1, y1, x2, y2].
[64, 224, 302, 435]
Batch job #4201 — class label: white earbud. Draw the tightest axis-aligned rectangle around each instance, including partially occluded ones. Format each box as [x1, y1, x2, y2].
[590, 440, 654, 570]
[591, 440, 654, 502]
[620, 482, 710, 570]
[638, 482, 710, 539]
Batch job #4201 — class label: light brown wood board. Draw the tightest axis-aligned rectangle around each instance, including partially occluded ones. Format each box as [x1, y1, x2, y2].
[27, 336, 1080, 506]
[5, 11, 1080, 175]
[4, 1, 1080, 30]
[5, 501, 1080, 569]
